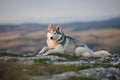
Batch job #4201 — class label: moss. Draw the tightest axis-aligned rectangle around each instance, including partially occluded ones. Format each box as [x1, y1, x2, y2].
[23, 63, 92, 76]
[48, 53, 81, 61]
[48, 53, 68, 57]
[66, 56, 81, 61]
[33, 58, 50, 64]
[91, 59, 120, 68]
[0, 60, 29, 80]
[0, 52, 23, 57]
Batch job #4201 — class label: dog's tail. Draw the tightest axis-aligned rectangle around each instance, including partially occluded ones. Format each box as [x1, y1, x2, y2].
[94, 50, 111, 57]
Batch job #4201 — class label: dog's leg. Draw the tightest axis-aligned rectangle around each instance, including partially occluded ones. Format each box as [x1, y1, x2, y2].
[75, 47, 94, 65]
[37, 46, 49, 56]
[75, 47, 94, 57]
[42, 44, 64, 56]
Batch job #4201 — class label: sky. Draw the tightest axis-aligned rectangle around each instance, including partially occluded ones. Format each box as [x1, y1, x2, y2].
[0, 0, 120, 24]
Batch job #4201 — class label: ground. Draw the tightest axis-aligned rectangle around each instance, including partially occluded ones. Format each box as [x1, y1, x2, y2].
[0, 52, 120, 80]
[0, 29, 120, 80]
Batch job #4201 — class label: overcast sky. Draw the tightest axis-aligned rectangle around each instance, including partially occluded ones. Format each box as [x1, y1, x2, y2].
[0, 0, 120, 24]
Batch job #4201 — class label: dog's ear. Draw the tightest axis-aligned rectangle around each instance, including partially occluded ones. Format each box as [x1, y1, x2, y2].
[48, 24, 53, 31]
[56, 25, 61, 31]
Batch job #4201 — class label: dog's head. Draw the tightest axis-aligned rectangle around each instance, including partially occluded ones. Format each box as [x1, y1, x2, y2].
[47, 24, 63, 41]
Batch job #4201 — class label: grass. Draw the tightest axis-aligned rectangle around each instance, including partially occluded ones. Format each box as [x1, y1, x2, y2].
[31, 55, 120, 76]
[0, 52, 23, 57]
[0, 58, 91, 77]
[0, 60, 29, 80]
[0, 51, 119, 80]
[30, 60, 119, 76]
[23, 63, 91, 76]
[0, 59, 118, 80]
[48, 53, 81, 61]
[0, 59, 98, 80]
[33, 58, 50, 64]
[0, 29, 120, 55]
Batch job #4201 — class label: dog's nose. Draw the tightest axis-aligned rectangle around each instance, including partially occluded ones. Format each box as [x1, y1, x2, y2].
[50, 37, 53, 40]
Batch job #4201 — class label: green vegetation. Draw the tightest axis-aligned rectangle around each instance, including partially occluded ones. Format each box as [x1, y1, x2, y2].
[0, 25, 120, 80]
[33, 58, 50, 64]
[0, 59, 95, 80]
[0, 60, 29, 80]
[1, 58, 119, 80]
[24, 63, 91, 76]
[0, 52, 119, 80]
[30, 58, 120, 76]
[0, 52, 23, 57]
[49, 53, 81, 61]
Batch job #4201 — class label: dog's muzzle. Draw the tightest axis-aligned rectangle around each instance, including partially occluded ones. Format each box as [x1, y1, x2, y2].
[50, 37, 53, 40]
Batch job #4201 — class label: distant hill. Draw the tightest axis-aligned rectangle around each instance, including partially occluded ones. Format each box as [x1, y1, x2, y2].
[0, 24, 47, 32]
[61, 17, 120, 31]
[0, 17, 120, 32]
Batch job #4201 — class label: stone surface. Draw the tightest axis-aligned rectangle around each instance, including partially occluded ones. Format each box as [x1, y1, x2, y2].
[31, 67, 120, 80]
[0, 53, 120, 80]
[79, 67, 120, 80]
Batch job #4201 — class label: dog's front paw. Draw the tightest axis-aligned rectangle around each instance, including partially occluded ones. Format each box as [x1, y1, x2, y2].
[42, 52, 50, 56]
[42, 53, 48, 56]
[36, 54, 41, 57]
[36, 53, 47, 57]
[36, 53, 43, 57]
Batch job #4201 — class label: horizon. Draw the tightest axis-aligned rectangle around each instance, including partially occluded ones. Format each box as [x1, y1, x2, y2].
[0, 0, 120, 24]
[0, 16, 119, 25]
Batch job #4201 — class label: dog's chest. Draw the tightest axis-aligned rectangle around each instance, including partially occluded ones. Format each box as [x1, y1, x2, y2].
[47, 39, 58, 48]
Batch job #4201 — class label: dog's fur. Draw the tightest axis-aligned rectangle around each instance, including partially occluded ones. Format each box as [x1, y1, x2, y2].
[37, 24, 111, 57]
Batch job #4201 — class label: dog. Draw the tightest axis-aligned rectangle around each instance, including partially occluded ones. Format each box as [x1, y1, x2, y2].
[37, 24, 111, 57]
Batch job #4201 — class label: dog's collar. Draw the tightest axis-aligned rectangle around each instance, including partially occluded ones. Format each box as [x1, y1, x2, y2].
[58, 36, 66, 45]
[61, 36, 66, 45]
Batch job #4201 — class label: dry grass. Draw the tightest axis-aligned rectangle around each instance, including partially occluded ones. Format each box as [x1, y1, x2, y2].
[0, 31, 24, 40]
[0, 60, 97, 80]
[65, 29, 120, 52]
[0, 60, 29, 80]
[22, 62, 91, 76]
[0, 29, 119, 53]
[0, 52, 119, 80]
[24, 31, 46, 38]
[66, 29, 120, 45]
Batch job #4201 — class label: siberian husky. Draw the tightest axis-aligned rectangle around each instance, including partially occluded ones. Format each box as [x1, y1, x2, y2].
[37, 24, 111, 57]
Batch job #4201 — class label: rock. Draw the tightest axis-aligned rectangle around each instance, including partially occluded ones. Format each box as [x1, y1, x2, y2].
[0, 56, 19, 61]
[31, 72, 79, 80]
[78, 67, 120, 80]
[53, 60, 95, 65]
[32, 67, 120, 80]
[110, 60, 120, 66]
[40, 55, 66, 61]
[0, 55, 66, 62]
[50, 71, 79, 80]
[0, 53, 120, 80]
[31, 76, 50, 80]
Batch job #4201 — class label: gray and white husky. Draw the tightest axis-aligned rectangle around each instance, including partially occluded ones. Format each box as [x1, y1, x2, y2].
[37, 24, 111, 57]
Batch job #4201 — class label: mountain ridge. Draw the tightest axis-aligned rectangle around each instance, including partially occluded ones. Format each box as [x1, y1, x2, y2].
[0, 17, 120, 32]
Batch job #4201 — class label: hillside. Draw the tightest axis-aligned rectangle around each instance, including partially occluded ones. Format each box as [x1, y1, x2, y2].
[61, 17, 120, 31]
[0, 29, 119, 54]
[0, 17, 120, 54]
[0, 17, 120, 80]
[0, 17, 120, 32]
